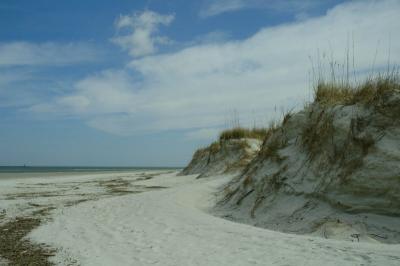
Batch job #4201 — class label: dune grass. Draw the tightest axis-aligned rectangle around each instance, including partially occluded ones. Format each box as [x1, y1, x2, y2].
[314, 74, 400, 107]
[219, 127, 268, 141]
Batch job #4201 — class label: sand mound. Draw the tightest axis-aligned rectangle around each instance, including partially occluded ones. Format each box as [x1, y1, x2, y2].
[213, 83, 400, 243]
[180, 138, 261, 178]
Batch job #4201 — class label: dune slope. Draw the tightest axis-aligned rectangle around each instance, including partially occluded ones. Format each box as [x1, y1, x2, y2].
[216, 80, 400, 243]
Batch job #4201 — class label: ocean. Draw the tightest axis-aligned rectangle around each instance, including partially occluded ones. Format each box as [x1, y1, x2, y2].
[0, 166, 180, 179]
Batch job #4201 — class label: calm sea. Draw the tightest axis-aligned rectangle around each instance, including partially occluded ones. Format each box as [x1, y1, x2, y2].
[0, 166, 180, 179]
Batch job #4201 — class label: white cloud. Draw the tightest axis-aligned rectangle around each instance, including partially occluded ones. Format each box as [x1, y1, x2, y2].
[31, 0, 400, 135]
[199, 0, 331, 18]
[29, 70, 138, 116]
[0, 42, 100, 66]
[111, 10, 174, 57]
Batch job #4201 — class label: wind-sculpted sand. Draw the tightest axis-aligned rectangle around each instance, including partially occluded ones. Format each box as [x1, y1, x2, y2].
[1, 171, 398, 265]
[0, 171, 170, 265]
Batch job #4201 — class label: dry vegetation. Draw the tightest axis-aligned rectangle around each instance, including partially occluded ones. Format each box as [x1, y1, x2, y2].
[314, 74, 400, 107]
[306, 72, 399, 167]
[0, 213, 55, 266]
[300, 109, 335, 160]
[217, 73, 399, 171]
[219, 127, 268, 141]
[209, 141, 221, 153]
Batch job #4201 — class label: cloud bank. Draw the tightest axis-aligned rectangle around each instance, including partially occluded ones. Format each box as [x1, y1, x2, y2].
[32, 1, 400, 139]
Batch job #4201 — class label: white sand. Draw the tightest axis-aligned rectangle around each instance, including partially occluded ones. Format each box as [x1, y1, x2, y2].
[1, 171, 400, 265]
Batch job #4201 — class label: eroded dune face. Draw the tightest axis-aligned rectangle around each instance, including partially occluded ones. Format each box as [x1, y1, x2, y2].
[180, 138, 262, 178]
[215, 88, 400, 243]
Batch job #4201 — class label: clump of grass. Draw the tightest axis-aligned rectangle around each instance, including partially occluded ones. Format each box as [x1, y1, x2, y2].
[257, 119, 288, 161]
[219, 127, 268, 141]
[282, 110, 293, 125]
[314, 74, 400, 107]
[314, 82, 354, 106]
[260, 136, 287, 162]
[300, 109, 335, 160]
[209, 141, 221, 154]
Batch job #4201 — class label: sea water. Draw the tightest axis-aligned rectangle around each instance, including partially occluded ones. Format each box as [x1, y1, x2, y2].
[0, 166, 180, 179]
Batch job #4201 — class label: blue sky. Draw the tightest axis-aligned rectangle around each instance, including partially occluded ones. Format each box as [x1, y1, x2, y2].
[0, 0, 399, 166]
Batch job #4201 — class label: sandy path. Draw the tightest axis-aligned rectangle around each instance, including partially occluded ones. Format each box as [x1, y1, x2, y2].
[28, 173, 400, 266]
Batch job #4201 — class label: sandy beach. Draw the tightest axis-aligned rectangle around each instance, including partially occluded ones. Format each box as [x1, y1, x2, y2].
[2, 0, 400, 265]
[0, 170, 399, 265]
[0, 170, 172, 265]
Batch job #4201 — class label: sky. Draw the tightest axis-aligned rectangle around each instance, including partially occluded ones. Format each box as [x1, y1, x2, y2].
[0, 0, 399, 167]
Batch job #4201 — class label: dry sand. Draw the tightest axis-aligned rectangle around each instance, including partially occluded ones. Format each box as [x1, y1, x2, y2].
[1, 171, 399, 265]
